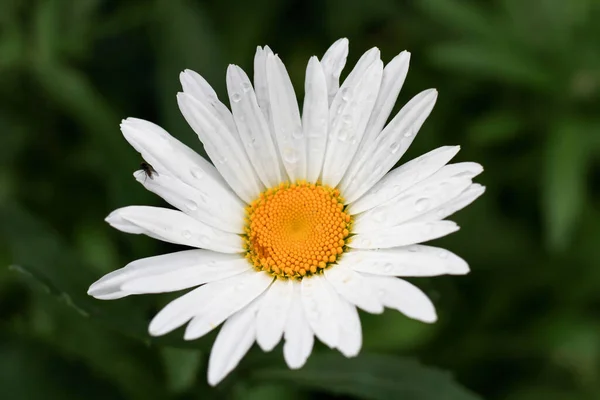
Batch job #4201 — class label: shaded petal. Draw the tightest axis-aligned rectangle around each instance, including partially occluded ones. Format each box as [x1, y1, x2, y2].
[349, 221, 460, 250]
[178, 93, 263, 203]
[324, 262, 384, 313]
[335, 299, 362, 358]
[344, 245, 469, 277]
[184, 271, 273, 340]
[348, 146, 460, 214]
[283, 281, 314, 369]
[360, 51, 411, 149]
[121, 258, 250, 294]
[354, 177, 471, 233]
[267, 53, 306, 181]
[180, 69, 237, 135]
[227, 65, 284, 187]
[303, 57, 329, 183]
[148, 279, 227, 336]
[321, 38, 349, 104]
[105, 206, 243, 253]
[300, 274, 339, 348]
[120, 118, 243, 208]
[207, 298, 261, 386]
[253, 46, 274, 122]
[88, 250, 243, 299]
[256, 279, 293, 352]
[362, 275, 437, 323]
[322, 57, 383, 187]
[342, 89, 438, 203]
[134, 170, 244, 234]
[413, 183, 486, 223]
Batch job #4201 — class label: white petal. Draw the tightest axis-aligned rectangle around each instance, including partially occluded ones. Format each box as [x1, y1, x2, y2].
[253, 46, 274, 122]
[105, 206, 243, 253]
[335, 299, 362, 357]
[133, 170, 244, 234]
[354, 177, 471, 233]
[184, 271, 273, 340]
[227, 65, 284, 188]
[322, 58, 383, 187]
[321, 38, 349, 104]
[283, 281, 314, 369]
[324, 263, 383, 313]
[303, 57, 329, 183]
[300, 274, 339, 348]
[349, 220, 460, 250]
[344, 245, 469, 277]
[267, 54, 306, 182]
[342, 89, 438, 203]
[149, 279, 226, 336]
[207, 299, 260, 386]
[360, 51, 411, 149]
[348, 146, 460, 214]
[180, 69, 237, 135]
[120, 118, 243, 208]
[121, 258, 251, 294]
[87, 250, 243, 299]
[363, 275, 437, 323]
[413, 183, 486, 223]
[177, 92, 263, 203]
[256, 279, 293, 352]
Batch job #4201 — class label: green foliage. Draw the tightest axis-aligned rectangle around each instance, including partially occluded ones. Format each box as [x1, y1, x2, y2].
[1, 0, 600, 399]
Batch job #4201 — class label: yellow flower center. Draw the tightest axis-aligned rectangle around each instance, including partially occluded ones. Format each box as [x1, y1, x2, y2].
[244, 181, 351, 279]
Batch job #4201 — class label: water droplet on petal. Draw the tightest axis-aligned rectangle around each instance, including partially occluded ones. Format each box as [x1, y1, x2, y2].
[292, 128, 303, 139]
[185, 200, 198, 211]
[415, 198, 431, 212]
[190, 168, 203, 179]
[242, 82, 252, 92]
[438, 250, 449, 259]
[436, 208, 446, 218]
[390, 142, 401, 154]
[361, 238, 372, 247]
[283, 148, 298, 164]
[341, 87, 352, 101]
[383, 263, 393, 273]
[182, 230, 192, 239]
[231, 92, 242, 102]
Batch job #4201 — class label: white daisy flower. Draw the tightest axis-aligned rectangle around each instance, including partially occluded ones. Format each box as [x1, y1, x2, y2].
[88, 38, 485, 385]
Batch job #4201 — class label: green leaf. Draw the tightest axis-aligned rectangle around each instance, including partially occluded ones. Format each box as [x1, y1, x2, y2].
[468, 111, 522, 146]
[161, 347, 203, 394]
[429, 43, 553, 90]
[542, 119, 589, 250]
[251, 353, 481, 400]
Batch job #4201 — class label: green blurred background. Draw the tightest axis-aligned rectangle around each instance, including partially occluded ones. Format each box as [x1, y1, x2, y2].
[1, 0, 600, 399]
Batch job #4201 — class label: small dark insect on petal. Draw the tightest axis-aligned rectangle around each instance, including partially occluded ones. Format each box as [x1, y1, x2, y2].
[140, 162, 158, 181]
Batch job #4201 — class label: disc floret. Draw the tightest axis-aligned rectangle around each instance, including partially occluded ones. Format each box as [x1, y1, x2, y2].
[244, 181, 351, 279]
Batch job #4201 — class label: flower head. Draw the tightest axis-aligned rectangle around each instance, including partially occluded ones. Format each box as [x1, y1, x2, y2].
[88, 38, 484, 385]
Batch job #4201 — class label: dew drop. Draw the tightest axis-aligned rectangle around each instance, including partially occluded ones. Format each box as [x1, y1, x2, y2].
[241, 81, 252, 93]
[185, 200, 198, 211]
[361, 238, 372, 247]
[383, 263, 393, 273]
[190, 168, 203, 179]
[341, 87, 352, 101]
[438, 250, 449, 259]
[283, 148, 298, 164]
[415, 198, 431, 212]
[216, 154, 228, 164]
[292, 128, 304, 139]
[389, 142, 401, 154]
[436, 208, 446, 218]
[404, 128, 414, 138]
[231, 92, 242, 103]
[182, 230, 192, 239]
[342, 114, 352, 125]
[247, 136, 257, 147]
[338, 130, 349, 142]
